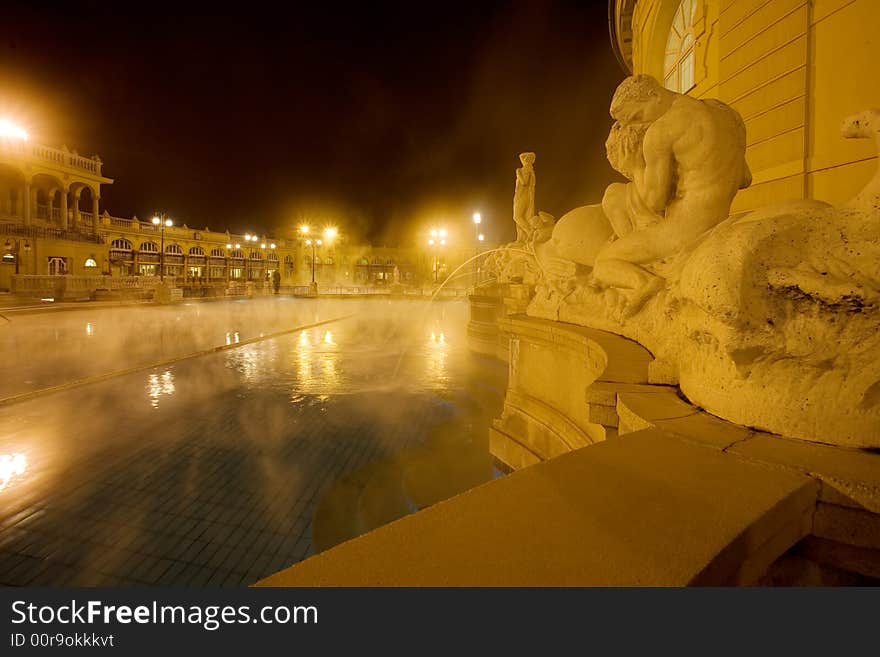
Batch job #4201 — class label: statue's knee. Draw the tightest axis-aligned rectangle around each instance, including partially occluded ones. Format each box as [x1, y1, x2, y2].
[602, 183, 626, 212]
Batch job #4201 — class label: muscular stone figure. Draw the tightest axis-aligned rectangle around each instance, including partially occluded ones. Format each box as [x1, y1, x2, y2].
[593, 75, 751, 313]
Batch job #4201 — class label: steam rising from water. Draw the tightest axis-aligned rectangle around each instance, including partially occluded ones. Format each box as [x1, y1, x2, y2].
[0, 297, 507, 585]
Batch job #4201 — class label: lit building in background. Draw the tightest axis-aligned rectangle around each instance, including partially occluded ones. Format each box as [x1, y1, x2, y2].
[0, 126, 495, 298]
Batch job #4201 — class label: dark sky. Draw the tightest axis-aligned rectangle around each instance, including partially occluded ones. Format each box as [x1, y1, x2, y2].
[1, 0, 625, 244]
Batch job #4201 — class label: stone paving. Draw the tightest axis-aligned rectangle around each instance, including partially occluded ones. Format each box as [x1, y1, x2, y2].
[0, 300, 505, 586]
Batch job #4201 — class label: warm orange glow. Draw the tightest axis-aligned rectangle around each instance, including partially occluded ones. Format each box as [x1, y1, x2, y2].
[300, 225, 310, 234]
[323, 227, 338, 241]
[152, 216, 161, 225]
[0, 452, 27, 491]
[473, 212, 482, 224]
[0, 119, 28, 141]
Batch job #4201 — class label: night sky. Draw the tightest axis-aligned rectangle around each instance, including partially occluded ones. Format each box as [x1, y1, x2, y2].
[1, 1, 625, 244]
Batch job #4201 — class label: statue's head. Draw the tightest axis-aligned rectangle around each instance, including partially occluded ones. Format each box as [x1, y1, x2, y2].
[519, 152, 536, 165]
[610, 74, 675, 124]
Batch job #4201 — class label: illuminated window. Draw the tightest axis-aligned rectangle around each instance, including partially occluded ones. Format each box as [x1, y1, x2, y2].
[84, 258, 98, 268]
[165, 243, 183, 255]
[139, 241, 158, 252]
[664, 0, 697, 93]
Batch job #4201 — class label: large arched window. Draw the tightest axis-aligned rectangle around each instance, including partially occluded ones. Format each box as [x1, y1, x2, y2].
[664, 0, 697, 94]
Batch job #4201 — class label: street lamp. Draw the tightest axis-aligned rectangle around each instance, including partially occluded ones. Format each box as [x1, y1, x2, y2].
[472, 212, 483, 287]
[151, 214, 173, 282]
[305, 238, 323, 285]
[427, 226, 447, 284]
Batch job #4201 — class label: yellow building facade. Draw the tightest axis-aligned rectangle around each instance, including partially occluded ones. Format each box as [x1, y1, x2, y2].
[611, 0, 879, 212]
[0, 136, 482, 298]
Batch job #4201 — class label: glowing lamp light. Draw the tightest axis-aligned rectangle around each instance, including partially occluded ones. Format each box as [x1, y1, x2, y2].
[478, 233, 485, 241]
[316, 239, 323, 246]
[323, 227, 338, 240]
[440, 239, 446, 246]
[152, 216, 161, 225]
[305, 239, 312, 246]
[226, 243, 232, 249]
[473, 212, 482, 224]
[244, 233, 251, 241]
[261, 243, 267, 249]
[234, 243, 241, 249]
[165, 219, 173, 227]
[430, 229, 438, 237]
[300, 225, 310, 235]
[428, 239, 435, 246]
[0, 452, 28, 490]
[270, 243, 276, 249]
[439, 228, 447, 238]
[0, 119, 28, 141]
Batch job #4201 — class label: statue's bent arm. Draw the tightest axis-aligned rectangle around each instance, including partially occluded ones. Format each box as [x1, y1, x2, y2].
[640, 126, 676, 214]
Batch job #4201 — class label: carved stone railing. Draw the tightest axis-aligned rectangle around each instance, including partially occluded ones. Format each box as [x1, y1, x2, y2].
[0, 140, 103, 176]
[0, 222, 103, 244]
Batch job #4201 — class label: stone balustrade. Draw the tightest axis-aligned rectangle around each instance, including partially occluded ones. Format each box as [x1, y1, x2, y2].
[0, 139, 102, 176]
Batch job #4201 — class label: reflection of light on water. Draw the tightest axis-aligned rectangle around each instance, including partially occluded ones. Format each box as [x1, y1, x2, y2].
[293, 328, 342, 396]
[147, 370, 176, 408]
[0, 453, 28, 491]
[225, 342, 278, 386]
[85, 323, 93, 336]
[427, 329, 448, 384]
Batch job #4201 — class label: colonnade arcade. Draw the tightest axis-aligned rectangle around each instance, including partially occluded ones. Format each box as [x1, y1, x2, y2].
[0, 165, 101, 232]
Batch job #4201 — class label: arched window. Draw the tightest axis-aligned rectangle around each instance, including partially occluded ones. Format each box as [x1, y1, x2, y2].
[139, 241, 158, 253]
[664, 0, 697, 94]
[84, 258, 98, 268]
[324, 256, 333, 265]
[110, 238, 132, 251]
[188, 246, 205, 256]
[267, 252, 278, 262]
[250, 251, 263, 260]
[210, 247, 226, 258]
[165, 244, 183, 254]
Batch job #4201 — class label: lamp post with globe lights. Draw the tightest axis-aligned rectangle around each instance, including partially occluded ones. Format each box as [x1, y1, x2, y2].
[299, 225, 338, 294]
[151, 214, 173, 282]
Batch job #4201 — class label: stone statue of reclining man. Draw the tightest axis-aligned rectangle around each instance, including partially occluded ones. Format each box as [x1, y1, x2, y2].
[593, 74, 752, 314]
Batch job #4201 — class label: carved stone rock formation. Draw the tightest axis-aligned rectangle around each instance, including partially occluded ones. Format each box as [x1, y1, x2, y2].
[524, 75, 880, 447]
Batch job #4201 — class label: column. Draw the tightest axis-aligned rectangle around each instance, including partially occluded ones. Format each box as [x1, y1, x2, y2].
[60, 188, 69, 230]
[92, 193, 100, 235]
[23, 180, 32, 225]
[71, 188, 81, 229]
[30, 186, 39, 222]
[47, 189, 55, 225]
